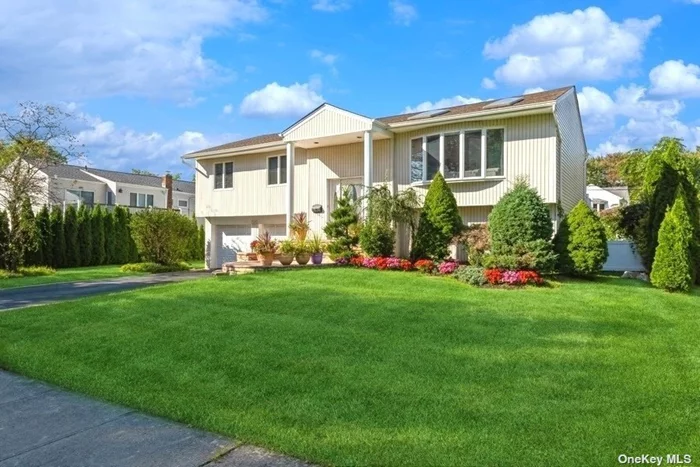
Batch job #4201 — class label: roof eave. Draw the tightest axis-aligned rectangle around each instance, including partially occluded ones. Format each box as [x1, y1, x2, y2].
[183, 140, 286, 160]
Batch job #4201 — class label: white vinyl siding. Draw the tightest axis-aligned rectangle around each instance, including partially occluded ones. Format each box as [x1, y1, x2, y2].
[554, 89, 587, 214]
[284, 105, 373, 141]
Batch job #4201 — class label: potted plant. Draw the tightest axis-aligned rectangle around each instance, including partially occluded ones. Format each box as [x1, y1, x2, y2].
[278, 239, 296, 266]
[247, 240, 259, 261]
[252, 231, 277, 266]
[294, 239, 311, 265]
[289, 212, 310, 242]
[309, 233, 325, 265]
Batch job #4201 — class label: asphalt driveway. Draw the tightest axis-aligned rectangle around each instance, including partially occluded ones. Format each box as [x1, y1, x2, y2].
[0, 370, 312, 466]
[0, 272, 208, 311]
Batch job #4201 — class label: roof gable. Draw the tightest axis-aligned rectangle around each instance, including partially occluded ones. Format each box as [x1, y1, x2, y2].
[282, 103, 374, 141]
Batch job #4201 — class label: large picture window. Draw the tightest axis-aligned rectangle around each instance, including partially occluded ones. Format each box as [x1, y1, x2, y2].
[130, 193, 154, 208]
[410, 127, 504, 182]
[214, 162, 233, 189]
[268, 155, 287, 185]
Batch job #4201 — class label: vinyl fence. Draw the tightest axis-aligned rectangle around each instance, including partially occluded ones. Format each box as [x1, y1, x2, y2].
[603, 241, 646, 272]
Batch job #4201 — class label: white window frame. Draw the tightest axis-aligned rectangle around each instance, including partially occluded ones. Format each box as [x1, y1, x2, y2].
[130, 193, 154, 208]
[410, 126, 506, 185]
[178, 199, 188, 208]
[214, 161, 234, 190]
[267, 155, 287, 186]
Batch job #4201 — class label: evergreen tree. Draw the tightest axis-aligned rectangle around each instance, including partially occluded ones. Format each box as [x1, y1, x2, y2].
[91, 205, 106, 265]
[0, 211, 10, 270]
[19, 198, 38, 267]
[410, 173, 462, 260]
[76, 204, 93, 266]
[324, 188, 360, 260]
[112, 206, 130, 264]
[34, 205, 53, 266]
[50, 206, 65, 268]
[63, 205, 79, 267]
[554, 201, 609, 276]
[104, 209, 116, 264]
[651, 192, 693, 292]
[126, 210, 140, 262]
[198, 223, 205, 261]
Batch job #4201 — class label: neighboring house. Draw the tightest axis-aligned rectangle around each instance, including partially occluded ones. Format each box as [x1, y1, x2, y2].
[184, 86, 587, 268]
[586, 185, 630, 212]
[33, 165, 196, 215]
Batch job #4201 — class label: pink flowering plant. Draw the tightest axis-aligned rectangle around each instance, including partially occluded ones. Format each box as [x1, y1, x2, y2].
[438, 261, 458, 275]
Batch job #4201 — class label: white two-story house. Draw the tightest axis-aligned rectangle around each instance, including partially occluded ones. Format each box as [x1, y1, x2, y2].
[184, 86, 587, 268]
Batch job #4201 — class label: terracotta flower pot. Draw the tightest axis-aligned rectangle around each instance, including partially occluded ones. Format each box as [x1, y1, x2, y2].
[311, 252, 323, 265]
[259, 252, 274, 266]
[295, 252, 311, 265]
[278, 253, 294, 266]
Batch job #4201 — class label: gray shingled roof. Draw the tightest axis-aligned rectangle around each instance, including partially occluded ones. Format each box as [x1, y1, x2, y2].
[187, 86, 574, 156]
[42, 165, 195, 194]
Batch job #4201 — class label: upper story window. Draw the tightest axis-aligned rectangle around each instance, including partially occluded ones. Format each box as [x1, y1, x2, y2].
[410, 127, 505, 183]
[178, 199, 188, 208]
[67, 189, 94, 206]
[130, 193, 154, 208]
[268, 155, 287, 185]
[214, 162, 234, 189]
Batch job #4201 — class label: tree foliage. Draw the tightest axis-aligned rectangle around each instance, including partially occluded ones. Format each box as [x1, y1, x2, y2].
[63, 204, 79, 268]
[34, 205, 53, 267]
[77, 204, 93, 266]
[324, 188, 360, 260]
[650, 192, 694, 292]
[130, 209, 194, 265]
[50, 206, 65, 268]
[0, 210, 9, 270]
[555, 201, 609, 276]
[18, 197, 38, 269]
[410, 173, 462, 260]
[91, 205, 106, 265]
[104, 209, 115, 264]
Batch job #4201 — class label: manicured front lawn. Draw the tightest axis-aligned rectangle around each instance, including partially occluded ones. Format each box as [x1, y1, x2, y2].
[0, 269, 698, 466]
[0, 261, 206, 289]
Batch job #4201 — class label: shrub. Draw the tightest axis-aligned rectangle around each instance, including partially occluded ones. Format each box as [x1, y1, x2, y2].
[454, 265, 487, 286]
[91, 205, 106, 266]
[438, 260, 458, 275]
[411, 173, 462, 260]
[359, 222, 395, 257]
[18, 197, 38, 268]
[349, 256, 364, 267]
[34, 205, 52, 267]
[103, 208, 115, 264]
[120, 262, 192, 274]
[482, 239, 557, 273]
[324, 188, 360, 260]
[650, 192, 693, 292]
[599, 207, 624, 240]
[49, 206, 65, 268]
[457, 224, 490, 266]
[555, 201, 609, 276]
[130, 209, 194, 265]
[414, 259, 435, 273]
[17, 266, 56, 277]
[76, 204, 93, 266]
[488, 179, 553, 248]
[0, 210, 10, 270]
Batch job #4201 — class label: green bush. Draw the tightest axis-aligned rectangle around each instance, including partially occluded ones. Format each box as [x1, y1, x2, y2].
[650, 192, 694, 292]
[63, 205, 79, 267]
[488, 179, 553, 247]
[120, 262, 192, 273]
[91, 205, 106, 265]
[49, 206, 65, 268]
[77, 204, 93, 266]
[555, 201, 609, 276]
[482, 240, 558, 273]
[456, 224, 490, 266]
[0, 266, 56, 279]
[103, 209, 115, 264]
[411, 173, 462, 260]
[359, 222, 395, 257]
[324, 188, 360, 260]
[19, 197, 38, 267]
[453, 265, 487, 286]
[34, 205, 53, 267]
[112, 206, 131, 264]
[130, 209, 193, 265]
[599, 207, 624, 240]
[0, 210, 9, 270]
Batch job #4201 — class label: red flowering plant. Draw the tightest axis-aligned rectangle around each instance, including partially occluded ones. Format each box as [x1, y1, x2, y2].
[516, 270, 543, 285]
[414, 259, 436, 274]
[484, 268, 503, 285]
[350, 256, 364, 267]
[375, 257, 389, 270]
[400, 259, 413, 271]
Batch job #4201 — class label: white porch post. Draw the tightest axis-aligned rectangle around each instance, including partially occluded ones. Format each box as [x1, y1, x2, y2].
[285, 141, 295, 237]
[363, 130, 373, 216]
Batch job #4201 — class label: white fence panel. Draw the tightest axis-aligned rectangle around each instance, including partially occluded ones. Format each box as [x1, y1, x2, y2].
[603, 241, 645, 272]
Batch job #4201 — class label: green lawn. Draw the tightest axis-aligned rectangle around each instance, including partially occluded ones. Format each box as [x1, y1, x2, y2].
[0, 269, 698, 466]
[0, 261, 206, 289]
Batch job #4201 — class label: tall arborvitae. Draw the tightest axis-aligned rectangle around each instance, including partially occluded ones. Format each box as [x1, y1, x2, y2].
[126, 210, 139, 262]
[50, 206, 65, 268]
[91, 205, 106, 265]
[34, 205, 53, 267]
[103, 208, 116, 264]
[112, 206, 130, 264]
[19, 198, 38, 267]
[63, 205, 79, 267]
[76, 204, 93, 266]
[0, 211, 10, 270]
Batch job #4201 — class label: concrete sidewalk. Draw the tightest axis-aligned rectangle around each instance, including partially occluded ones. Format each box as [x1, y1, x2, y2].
[0, 272, 209, 311]
[0, 370, 313, 467]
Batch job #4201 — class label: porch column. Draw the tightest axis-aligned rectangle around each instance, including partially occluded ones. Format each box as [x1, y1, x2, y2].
[285, 142, 295, 237]
[363, 130, 373, 215]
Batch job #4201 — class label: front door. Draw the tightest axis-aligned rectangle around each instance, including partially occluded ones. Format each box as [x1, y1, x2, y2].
[327, 177, 362, 225]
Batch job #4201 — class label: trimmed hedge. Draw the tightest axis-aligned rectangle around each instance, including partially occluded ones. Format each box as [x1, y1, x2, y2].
[555, 201, 609, 276]
[120, 262, 192, 274]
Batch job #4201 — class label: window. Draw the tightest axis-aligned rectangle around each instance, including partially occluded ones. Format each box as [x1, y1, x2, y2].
[130, 193, 154, 207]
[67, 189, 94, 206]
[410, 127, 505, 182]
[106, 191, 114, 205]
[178, 199, 188, 208]
[267, 155, 287, 185]
[214, 162, 233, 189]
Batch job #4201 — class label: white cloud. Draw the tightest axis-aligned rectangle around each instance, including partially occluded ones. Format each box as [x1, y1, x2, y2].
[390, 1, 418, 26]
[0, 0, 267, 102]
[240, 78, 324, 118]
[245, 65, 257, 73]
[482, 7, 661, 87]
[524, 87, 545, 95]
[310, 49, 339, 75]
[481, 78, 497, 89]
[222, 104, 234, 114]
[404, 96, 481, 113]
[649, 60, 700, 98]
[577, 86, 617, 134]
[74, 112, 234, 173]
[312, 0, 351, 12]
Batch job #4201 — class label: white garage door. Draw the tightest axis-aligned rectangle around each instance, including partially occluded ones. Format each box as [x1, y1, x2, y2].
[218, 225, 252, 266]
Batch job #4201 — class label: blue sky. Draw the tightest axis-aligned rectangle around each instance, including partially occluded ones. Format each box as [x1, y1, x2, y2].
[2, 0, 700, 175]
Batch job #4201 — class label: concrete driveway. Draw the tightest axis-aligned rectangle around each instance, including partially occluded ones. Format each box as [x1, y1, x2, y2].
[0, 272, 209, 311]
[0, 371, 312, 467]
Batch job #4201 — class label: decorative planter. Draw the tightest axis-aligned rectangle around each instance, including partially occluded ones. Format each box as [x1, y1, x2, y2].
[245, 253, 257, 262]
[295, 252, 311, 265]
[278, 253, 294, 266]
[311, 252, 323, 265]
[259, 252, 274, 266]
